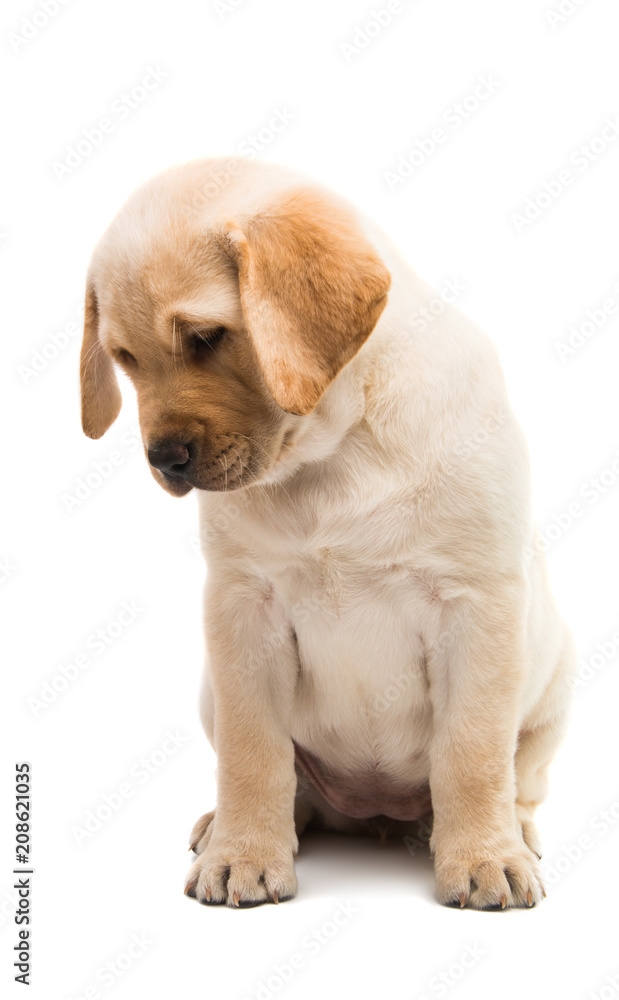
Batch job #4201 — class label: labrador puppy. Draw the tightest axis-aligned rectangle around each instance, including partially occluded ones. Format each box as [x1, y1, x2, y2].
[80, 158, 574, 909]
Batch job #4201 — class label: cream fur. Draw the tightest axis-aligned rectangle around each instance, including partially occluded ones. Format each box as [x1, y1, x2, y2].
[81, 158, 574, 910]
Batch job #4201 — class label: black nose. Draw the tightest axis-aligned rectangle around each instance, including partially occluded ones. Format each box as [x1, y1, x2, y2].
[147, 440, 190, 478]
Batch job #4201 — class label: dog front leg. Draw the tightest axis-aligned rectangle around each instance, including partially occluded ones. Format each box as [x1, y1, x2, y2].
[185, 573, 299, 907]
[427, 590, 544, 910]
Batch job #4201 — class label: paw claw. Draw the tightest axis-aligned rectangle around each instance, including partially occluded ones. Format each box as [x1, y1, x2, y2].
[185, 837, 298, 909]
[527, 889, 533, 907]
[459, 892, 467, 908]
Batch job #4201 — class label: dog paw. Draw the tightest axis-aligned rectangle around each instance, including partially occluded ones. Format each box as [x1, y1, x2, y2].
[434, 840, 545, 910]
[516, 806, 543, 859]
[189, 810, 216, 855]
[184, 837, 298, 908]
[519, 818, 543, 860]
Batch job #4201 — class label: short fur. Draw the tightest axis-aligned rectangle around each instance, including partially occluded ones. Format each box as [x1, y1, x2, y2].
[81, 158, 574, 909]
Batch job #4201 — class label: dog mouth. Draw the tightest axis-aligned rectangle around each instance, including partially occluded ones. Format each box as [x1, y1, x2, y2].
[160, 472, 195, 496]
[156, 460, 261, 496]
[150, 427, 299, 497]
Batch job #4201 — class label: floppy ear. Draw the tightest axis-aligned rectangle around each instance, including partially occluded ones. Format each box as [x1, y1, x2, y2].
[80, 283, 122, 439]
[223, 189, 391, 415]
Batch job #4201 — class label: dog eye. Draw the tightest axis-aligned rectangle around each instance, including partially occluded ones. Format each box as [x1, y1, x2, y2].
[115, 348, 137, 368]
[191, 326, 227, 356]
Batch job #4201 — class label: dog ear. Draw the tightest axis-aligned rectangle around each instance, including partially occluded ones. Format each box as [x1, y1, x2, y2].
[80, 283, 122, 439]
[222, 190, 391, 415]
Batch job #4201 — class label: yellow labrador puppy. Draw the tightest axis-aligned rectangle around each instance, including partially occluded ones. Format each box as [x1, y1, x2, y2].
[80, 158, 573, 909]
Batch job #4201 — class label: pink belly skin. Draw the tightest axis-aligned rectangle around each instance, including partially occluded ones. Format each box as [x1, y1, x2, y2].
[293, 742, 432, 822]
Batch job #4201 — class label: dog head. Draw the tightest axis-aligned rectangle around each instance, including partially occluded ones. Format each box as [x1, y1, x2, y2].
[80, 159, 391, 496]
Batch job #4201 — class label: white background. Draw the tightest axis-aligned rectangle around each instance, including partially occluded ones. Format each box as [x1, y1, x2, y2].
[2, 0, 619, 997]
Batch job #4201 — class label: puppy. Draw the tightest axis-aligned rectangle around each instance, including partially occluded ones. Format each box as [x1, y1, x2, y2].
[80, 158, 574, 909]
